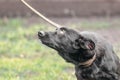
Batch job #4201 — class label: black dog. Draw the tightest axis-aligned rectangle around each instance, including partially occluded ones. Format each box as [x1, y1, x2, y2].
[38, 27, 120, 80]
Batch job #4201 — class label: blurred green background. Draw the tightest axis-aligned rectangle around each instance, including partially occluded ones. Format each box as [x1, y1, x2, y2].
[0, 18, 120, 80]
[0, 18, 76, 80]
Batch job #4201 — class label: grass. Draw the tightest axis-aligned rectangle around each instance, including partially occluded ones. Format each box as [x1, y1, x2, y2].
[0, 18, 119, 80]
[0, 18, 75, 80]
[69, 20, 114, 30]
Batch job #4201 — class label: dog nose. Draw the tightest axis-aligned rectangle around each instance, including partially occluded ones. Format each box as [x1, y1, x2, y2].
[38, 31, 46, 37]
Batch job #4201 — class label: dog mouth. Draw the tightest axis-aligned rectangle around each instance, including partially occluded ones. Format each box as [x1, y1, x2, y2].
[38, 31, 57, 49]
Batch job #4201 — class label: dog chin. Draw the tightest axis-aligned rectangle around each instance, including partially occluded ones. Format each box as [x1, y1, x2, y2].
[42, 42, 57, 50]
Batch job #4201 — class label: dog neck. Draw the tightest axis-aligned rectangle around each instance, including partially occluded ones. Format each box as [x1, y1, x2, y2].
[78, 53, 96, 67]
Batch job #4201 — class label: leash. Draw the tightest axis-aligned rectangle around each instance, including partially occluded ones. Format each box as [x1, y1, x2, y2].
[20, 0, 62, 28]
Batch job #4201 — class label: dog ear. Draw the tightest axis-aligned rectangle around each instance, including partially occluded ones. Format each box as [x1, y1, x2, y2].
[73, 36, 95, 50]
[80, 39, 95, 50]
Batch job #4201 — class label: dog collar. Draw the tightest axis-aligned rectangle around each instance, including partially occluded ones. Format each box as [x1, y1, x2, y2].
[78, 53, 96, 67]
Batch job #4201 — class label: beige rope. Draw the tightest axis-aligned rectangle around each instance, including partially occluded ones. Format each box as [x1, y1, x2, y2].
[20, 0, 62, 28]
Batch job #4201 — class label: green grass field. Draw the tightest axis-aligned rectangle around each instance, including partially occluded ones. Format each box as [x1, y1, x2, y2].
[0, 18, 119, 80]
[0, 19, 76, 80]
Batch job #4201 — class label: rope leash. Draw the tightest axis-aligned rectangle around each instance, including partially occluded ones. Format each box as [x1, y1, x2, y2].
[20, 0, 62, 28]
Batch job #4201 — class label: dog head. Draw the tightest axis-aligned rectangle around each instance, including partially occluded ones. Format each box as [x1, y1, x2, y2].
[38, 27, 95, 64]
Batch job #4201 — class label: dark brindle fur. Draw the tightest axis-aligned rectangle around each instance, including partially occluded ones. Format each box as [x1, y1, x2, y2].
[38, 27, 120, 80]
